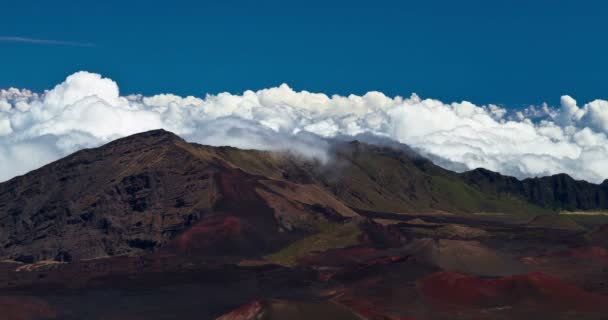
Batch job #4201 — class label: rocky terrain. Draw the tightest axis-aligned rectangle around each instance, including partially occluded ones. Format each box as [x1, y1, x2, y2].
[1, 129, 607, 320]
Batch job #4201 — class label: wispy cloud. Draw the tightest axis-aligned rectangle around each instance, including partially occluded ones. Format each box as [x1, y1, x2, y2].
[0, 36, 95, 47]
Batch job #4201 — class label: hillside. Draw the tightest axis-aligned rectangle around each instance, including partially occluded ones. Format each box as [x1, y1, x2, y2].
[0, 130, 359, 262]
[1, 130, 608, 320]
[204, 140, 565, 215]
[461, 168, 608, 211]
[2, 129, 608, 263]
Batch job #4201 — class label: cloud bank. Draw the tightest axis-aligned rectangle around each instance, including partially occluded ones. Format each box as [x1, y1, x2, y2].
[1, 71, 607, 183]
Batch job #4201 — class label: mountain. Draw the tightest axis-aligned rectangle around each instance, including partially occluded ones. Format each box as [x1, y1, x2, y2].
[204, 139, 608, 215]
[461, 168, 608, 211]
[1, 129, 607, 263]
[214, 141, 548, 215]
[0, 130, 362, 262]
[1, 129, 608, 320]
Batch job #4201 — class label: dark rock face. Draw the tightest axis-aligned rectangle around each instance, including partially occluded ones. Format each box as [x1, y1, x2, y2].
[0, 130, 359, 262]
[461, 168, 608, 211]
[0, 130, 221, 261]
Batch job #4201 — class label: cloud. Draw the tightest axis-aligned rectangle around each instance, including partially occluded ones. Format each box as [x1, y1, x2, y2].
[1, 71, 607, 183]
[0, 36, 94, 47]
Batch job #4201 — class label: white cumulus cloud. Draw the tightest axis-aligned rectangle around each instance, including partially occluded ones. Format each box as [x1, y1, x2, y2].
[0, 71, 607, 183]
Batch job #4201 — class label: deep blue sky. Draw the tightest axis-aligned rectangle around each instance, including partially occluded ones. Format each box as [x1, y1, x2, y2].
[1, 0, 607, 106]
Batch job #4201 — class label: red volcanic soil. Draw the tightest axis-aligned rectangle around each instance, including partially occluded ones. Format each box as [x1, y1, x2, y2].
[520, 246, 608, 295]
[416, 271, 608, 311]
[162, 168, 286, 257]
[170, 215, 243, 253]
[215, 299, 367, 320]
[335, 295, 419, 320]
[216, 300, 264, 320]
[216, 169, 261, 202]
[0, 296, 56, 320]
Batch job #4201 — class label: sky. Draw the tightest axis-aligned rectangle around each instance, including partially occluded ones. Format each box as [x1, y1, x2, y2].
[1, 1, 608, 184]
[1, 0, 607, 106]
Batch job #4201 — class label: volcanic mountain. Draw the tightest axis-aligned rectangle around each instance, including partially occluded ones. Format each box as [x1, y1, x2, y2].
[1, 129, 608, 320]
[0, 130, 362, 262]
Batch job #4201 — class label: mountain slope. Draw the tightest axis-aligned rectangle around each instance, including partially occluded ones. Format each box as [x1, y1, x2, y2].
[0, 130, 360, 262]
[209, 141, 551, 214]
[1, 129, 607, 263]
[1, 130, 608, 320]
[216, 141, 608, 214]
[461, 168, 608, 211]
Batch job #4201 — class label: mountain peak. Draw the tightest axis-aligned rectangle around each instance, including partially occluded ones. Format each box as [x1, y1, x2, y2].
[108, 129, 184, 146]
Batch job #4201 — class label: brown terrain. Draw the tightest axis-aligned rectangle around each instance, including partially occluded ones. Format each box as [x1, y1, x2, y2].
[0, 129, 607, 319]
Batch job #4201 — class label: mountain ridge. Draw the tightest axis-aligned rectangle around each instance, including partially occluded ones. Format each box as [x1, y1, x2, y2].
[1, 129, 607, 264]
[1, 130, 608, 320]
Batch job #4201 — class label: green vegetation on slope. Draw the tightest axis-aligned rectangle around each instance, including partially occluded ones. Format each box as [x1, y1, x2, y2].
[429, 175, 552, 216]
[192, 140, 576, 216]
[264, 220, 362, 267]
[324, 143, 551, 215]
